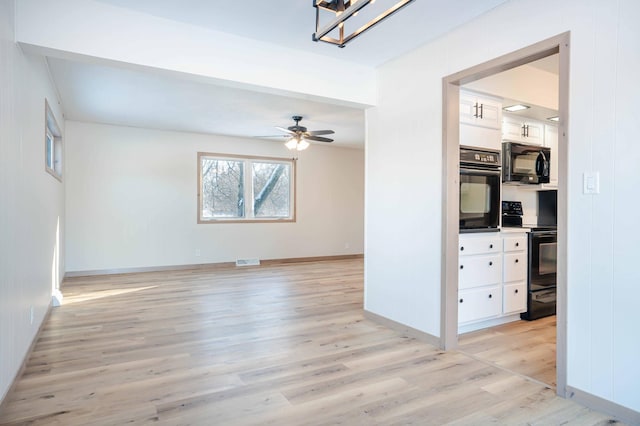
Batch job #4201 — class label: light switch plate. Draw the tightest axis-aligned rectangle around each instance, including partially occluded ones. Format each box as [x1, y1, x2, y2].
[583, 172, 600, 194]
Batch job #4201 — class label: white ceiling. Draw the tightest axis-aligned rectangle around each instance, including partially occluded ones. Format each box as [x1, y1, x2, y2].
[93, 0, 509, 67]
[47, 0, 511, 148]
[47, 58, 367, 148]
[527, 54, 559, 75]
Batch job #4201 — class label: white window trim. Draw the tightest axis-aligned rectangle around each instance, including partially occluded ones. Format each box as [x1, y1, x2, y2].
[197, 152, 297, 224]
[44, 99, 62, 181]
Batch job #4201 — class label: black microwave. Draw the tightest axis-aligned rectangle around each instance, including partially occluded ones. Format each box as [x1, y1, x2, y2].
[502, 142, 550, 184]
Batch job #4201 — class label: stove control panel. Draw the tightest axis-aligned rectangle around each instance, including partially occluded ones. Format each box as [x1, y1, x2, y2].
[502, 201, 523, 216]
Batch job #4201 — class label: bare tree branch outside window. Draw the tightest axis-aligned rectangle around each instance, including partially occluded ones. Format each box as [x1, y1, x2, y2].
[199, 154, 294, 222]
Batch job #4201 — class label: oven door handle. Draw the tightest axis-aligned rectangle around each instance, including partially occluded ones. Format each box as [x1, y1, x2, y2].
[460, 166, 501, 176]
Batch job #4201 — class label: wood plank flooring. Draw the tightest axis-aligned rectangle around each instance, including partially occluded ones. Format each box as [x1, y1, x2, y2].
[0, 259, 622, 425]
[458, 316, 557, 388]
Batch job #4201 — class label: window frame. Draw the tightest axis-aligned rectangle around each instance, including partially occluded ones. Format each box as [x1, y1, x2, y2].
[44, 99, 63, 181]
[197, 152, 296, 224]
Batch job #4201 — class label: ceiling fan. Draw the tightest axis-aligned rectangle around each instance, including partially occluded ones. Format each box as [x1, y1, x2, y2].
[270, 116, 335, 151]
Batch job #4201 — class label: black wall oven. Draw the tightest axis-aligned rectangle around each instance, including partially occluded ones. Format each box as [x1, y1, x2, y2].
[459, 146, 501, 233]
[521, 229, 557, 320]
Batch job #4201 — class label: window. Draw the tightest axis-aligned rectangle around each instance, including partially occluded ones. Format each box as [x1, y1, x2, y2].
[198, 153, 295, 223]
[45, 99, 62, 180]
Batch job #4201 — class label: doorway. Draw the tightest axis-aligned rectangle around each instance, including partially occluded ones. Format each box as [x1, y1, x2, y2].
[440, 33, 570, 397]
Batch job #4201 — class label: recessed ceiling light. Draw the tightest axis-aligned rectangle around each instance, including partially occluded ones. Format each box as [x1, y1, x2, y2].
[547, 116, 560, 122]
[503, 104, 530, 112]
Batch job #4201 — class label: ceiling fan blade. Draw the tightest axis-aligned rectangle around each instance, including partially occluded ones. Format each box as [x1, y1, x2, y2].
[305, 135, 334, 143]
[255, 135, 290, 139]
[275, 126, 296, 135]
[307, 130, 335, 136]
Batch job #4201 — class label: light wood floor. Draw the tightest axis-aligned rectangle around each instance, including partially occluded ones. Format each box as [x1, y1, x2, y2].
[0, 259, 622, 425]
[459, 316, 557, 388]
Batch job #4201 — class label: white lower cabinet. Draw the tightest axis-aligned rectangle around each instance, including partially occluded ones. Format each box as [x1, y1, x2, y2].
[503, 282, 527, 314]
[503, 252, 526, 282]
[459, 231, 528, 332]
[459, 254, 502, 290]
[458, 285, 502, 324]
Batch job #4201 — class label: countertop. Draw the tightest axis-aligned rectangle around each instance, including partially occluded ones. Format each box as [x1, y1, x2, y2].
[500, 226, 532, 234]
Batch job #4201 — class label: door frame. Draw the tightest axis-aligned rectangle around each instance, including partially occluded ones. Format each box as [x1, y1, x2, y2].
[440, 32, 570, 397]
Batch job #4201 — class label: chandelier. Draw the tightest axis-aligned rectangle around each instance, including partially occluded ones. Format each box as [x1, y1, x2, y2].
[312, 0, 415, 48]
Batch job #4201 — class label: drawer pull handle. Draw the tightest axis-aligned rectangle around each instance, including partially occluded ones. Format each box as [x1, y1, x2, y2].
[516, 242, 519, 247]
[459, 298, 464, 303]
[488, 294, 493, 299]
[489, 244, 493, 249]
[489, 261, 493, 266]
[515, 259, 519, 263]
[460, 265, 464, 270]
[460, 246, 464, 251]
[515, 289, 519, 294]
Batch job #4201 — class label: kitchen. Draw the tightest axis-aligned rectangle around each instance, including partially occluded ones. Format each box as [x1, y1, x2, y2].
[456, 54, 560, 387]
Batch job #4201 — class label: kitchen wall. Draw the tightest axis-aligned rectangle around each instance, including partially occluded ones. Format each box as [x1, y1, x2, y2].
[502, 186, 538, 224]
[0, 0, 65, 403]
[366, 0, 639, 415]
[65, 121, 364, 272]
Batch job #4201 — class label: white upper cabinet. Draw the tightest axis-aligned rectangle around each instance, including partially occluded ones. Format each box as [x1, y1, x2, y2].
[502, 114, 545, 146]
[460, 90, 502, 150]
[460, 90, 503, 130]
[544, 124, 559, 187]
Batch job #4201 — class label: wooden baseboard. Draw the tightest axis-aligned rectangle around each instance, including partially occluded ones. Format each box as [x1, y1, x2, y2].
[64, 254, 364, 278]
[261, 254, 363, 265]
[364, 310, 441, 348]
[566, 386, 640, 425]
[0, 302, 52, 412]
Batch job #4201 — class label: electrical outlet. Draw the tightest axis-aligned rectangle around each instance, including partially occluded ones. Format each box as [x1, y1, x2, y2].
[195, 249, 201, 257]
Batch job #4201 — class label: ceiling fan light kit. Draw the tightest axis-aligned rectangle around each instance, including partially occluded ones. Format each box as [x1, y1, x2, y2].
[277, 116, 334, 151]
[312, 0, 416, 48]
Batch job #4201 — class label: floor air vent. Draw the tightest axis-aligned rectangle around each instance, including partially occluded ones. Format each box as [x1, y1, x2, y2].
[235, 258, 260, 267]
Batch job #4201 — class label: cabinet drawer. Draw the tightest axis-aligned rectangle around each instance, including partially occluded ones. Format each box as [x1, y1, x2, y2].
[459, 254, 502, 289]
[458, 286, 502, 324]
[503, 282, 527, 314]
[503, 235, 527, 253]
[459, 236, 502, 256]
[503, 252, 527, 282]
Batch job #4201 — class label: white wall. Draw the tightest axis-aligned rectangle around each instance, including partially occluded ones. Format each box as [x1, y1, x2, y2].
[366, 0, 639, 414]
[0, 0, 65, 403]
[65, 122, 364, 272]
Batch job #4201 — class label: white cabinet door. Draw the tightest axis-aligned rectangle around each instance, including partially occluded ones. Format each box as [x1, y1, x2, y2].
[545, 125, 558, 187]
[475, 97, 502, 129]
[459, 285, 503, 324]
[503, 252, 527, 282]
[502, 115, 525, 141]
[503, 282, 527, 314]
[525, 121, 545, 145]
[502, 114, 544, 145]
[460, 90, 502, 130]
[460, 91, 479, 126]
